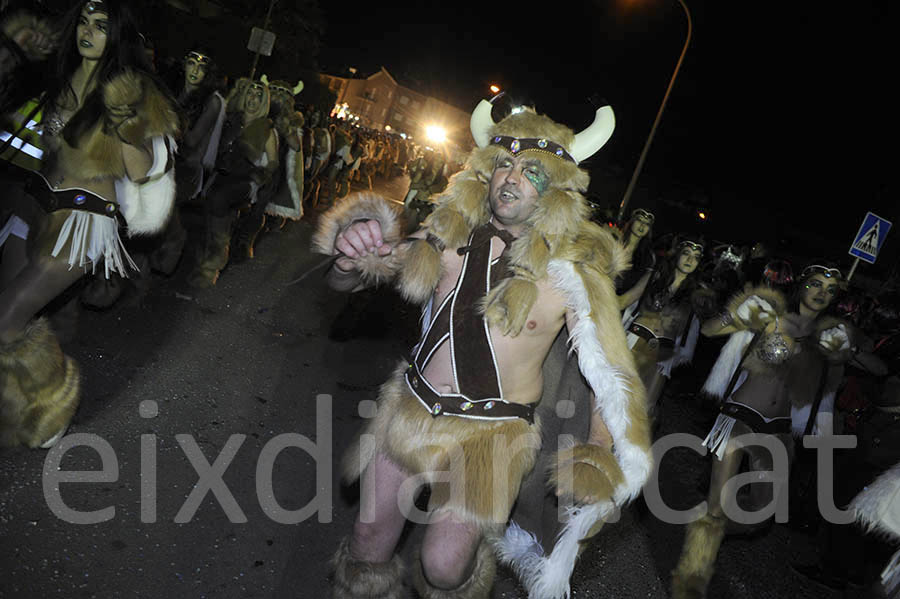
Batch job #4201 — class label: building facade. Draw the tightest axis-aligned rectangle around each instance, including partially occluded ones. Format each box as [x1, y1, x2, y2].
[320, 67, 472, 150]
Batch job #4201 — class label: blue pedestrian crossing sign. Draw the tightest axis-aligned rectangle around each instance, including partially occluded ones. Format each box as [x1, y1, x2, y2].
[849, 212, 892, 264]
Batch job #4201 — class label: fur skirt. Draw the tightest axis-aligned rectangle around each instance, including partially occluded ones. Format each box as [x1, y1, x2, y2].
[344, 362, 542, 533]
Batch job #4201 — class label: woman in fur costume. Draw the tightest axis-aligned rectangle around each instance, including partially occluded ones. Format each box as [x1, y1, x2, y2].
[621, 239, 707, 421]
[259, 77, 304, 228]
[671, 262, 857, 598]
[316, 98, 652, 599]
[187, 76, 277, 287]
[0, 0, 178, 449]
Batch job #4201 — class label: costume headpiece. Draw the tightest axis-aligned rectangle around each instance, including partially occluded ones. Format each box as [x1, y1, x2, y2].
[84, 0, 106, 13]
[185, 51, 211, 66]
[262, 74, 304, 97]
[763, 259, 794, 287]
[396, 98, 621, 337]
[631, 208, 655, 224]
[677, 240, 704, 254]
[800, 264, 843, 280]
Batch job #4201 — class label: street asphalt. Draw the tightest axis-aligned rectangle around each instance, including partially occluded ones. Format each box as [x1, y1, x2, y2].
[0, 174, 869, 598]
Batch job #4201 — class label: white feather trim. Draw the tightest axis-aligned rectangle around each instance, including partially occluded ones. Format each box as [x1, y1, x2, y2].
[701, 330, 753, 398]
[497, 260, 653, 599]
[50, 211, 137, 278]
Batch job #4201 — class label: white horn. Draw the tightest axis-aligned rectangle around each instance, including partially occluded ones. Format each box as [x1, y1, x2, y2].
[469, 99, 496, 148]
[293, 80, 304, 95]
[570, 106, 615, 163]
[260, 74, 269, 85]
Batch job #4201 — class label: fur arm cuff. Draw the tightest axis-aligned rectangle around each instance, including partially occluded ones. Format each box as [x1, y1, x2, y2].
[726, 286, 788, 331]
[311, 192, 406, 286]
[549, 444, 625, 505]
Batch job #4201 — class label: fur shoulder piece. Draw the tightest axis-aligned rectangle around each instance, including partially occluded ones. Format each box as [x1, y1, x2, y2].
[103, 70, 179, 146]
[69, 70, 179, 180]
[1, 11, 57, 62]
[562, 221, 631, 279]
[726, 285, 788, 331]
[311, 192, 407, 287]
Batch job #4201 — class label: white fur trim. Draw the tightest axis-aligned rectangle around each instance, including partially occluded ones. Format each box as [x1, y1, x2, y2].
[549, 260, 651, 505]
[497, 503, 614, 599]
[116, 136, 176, 236]
[852, 461, 900, 539]
[701, 330, 753, 398]
[497, 260, 653, 599]
[265, 148, 303, 220]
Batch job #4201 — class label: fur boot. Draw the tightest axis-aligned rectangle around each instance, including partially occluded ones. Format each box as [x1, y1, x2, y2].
[0, 318, 80, 448]
[670, 513, 728, 599]
[188, 214, 233, 287]
[232, 207, 266, 263]
[332, 537, 405, 599]
[413, 539, 495, 599]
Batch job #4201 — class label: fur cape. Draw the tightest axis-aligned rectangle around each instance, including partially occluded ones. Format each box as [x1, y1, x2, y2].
[53, 70, 179, 236]
[313, 108, 653, 598]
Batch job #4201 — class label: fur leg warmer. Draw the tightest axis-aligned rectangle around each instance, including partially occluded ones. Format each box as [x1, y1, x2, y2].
[413, 539, 495, 599]
[332, 537, 405, 599]
[670, 513, 727, 599]
[0, 318, 80, 448]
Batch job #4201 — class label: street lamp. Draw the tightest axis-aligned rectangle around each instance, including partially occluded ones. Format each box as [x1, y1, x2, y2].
[617, 0, 693, 223]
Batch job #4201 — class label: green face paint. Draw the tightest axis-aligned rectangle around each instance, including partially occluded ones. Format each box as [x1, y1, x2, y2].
[522, 163, 549, 195]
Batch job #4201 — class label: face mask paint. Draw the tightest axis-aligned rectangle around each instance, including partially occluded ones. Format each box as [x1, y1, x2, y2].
[523, 164, 549, 195]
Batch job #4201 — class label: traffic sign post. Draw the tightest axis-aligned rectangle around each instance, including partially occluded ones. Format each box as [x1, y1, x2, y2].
[847, 211, 892, 281]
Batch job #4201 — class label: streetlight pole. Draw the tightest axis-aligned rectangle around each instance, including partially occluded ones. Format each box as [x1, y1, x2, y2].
[617, 0, 692, 223]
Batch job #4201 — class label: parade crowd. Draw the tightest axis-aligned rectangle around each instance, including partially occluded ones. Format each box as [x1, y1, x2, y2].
[1, 2, 899, 599]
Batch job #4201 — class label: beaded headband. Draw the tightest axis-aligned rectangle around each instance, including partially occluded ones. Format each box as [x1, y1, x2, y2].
[84, 0, 106, 13]
[800, 264, 843, 280]
[631, 208, 655, 224]
[489, 135, 575, 164]
[186, 51, 211, 66]
[678, 240, 704, 253]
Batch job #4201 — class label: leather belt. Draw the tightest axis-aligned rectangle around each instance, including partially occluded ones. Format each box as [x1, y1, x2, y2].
[721, 402, 791, 435]
[23, 170, 120, 218]
[404, 364, 535, 424]
[628, 322, 674, 349]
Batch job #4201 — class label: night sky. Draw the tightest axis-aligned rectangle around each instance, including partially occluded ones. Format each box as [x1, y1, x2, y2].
[318, 0, 893, 269]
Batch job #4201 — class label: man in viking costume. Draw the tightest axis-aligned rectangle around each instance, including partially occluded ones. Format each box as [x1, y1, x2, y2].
[0, 0, 179, 448]
[313, 97, 652, 599]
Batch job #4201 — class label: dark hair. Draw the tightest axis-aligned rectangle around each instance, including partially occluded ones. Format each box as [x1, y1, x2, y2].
[44, 0, 151, 146]
[173, 46, 220, 124]
[643, 240, 704, 308]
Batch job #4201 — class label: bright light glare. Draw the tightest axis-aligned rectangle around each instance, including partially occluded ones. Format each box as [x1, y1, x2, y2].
[698, 211, 707, 220]
[425, 125, 447, 143]
[490, 85, 500, 94]
[510, 106, 525, 115]
[385, 125, 391, 131]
